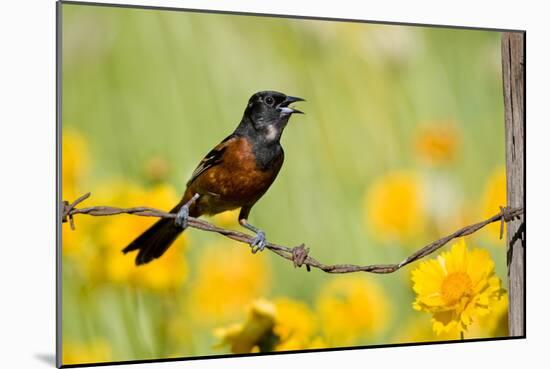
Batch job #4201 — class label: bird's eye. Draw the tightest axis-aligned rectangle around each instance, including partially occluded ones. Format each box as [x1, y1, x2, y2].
[265, 96, 274, 106]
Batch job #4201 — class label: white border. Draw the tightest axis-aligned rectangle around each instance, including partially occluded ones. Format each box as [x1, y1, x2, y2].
[1, 1, 547, 368]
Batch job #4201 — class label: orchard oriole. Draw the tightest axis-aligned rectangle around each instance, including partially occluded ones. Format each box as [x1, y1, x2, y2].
[123, 91, 304, 265]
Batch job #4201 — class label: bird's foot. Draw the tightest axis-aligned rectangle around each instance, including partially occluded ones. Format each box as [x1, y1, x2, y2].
[250, 230, 267, 254]
[175, 206, 189, 229]
[175, 193, 199, 229]
[239, 218, 267, 254]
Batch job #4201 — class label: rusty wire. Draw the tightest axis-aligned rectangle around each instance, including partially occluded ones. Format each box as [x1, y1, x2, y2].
[61, 192, 523, 274]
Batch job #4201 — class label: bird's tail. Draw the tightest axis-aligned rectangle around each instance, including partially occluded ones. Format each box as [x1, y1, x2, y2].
[122, 203, 184, 265]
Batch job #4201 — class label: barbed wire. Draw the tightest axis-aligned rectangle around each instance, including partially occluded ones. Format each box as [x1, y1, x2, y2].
[61, 192, 523, 274]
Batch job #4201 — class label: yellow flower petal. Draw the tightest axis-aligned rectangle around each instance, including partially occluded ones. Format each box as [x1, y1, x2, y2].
[411, 240, 504, 335]
[364, 171, 426, 243]
[190, 242, 271, 323]
[316, 275, 390, 345]
[215, 298, 319, 353]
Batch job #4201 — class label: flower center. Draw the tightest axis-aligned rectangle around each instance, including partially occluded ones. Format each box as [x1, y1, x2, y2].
[440, 272, 473, 304]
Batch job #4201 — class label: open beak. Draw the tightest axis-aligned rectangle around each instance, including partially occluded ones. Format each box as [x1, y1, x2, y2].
[278, 95, 305, 115]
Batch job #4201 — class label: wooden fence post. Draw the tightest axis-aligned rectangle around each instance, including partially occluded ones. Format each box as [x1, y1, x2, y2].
[501, 32, 525, 337]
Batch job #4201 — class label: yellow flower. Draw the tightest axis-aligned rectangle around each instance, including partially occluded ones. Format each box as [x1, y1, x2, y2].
[272, 298, 317, 351]
[65, 181, 188, 289]
[190, 241, 271, 323]
[62, 339, 111, 365]
[316, 275, 390, 345]
[62, 216, 106, 284]
[411, 239, 503, 336]
[307, 336, 328, 349]
[391, 315, 458, 344]
[62, 215, 96, 257]
[62, 129, 90, 201]
[214, 299, 276, 354]
[62, 181, 188, 290]
[214, 298, 318, 353]
[467, 292, 509, 338]
[481, 168, 507, 244]
[364, 171, 426, 242]
[62, 180, 143, 281]
[104, 237, 187, 291]
[100, 183, 188, 290]
[92, 180, 151, 208]
[479, 291, 508, 336]
[414, 122, 460, 166]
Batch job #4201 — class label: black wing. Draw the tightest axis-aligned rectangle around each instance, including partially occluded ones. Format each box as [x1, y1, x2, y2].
[186, 134, 236, 186]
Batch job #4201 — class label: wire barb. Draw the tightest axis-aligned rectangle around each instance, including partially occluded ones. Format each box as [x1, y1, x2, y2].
[499, 205, 522, 240]
[291, 244, 310, 269]
[61, 193, 524, 274]
[61, 192, 91, 230]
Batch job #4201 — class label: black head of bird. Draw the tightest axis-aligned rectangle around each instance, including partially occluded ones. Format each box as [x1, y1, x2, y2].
[239, 90, 305, 143]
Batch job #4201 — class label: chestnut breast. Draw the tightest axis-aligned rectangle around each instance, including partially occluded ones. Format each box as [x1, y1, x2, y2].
[187, 137, 284, 213]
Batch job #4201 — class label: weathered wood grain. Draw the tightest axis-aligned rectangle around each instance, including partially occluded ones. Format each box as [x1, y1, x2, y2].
[502, 32, 525, 337]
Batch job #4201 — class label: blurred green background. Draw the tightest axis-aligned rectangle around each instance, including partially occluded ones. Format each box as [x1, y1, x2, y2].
[61, 3, 507, 365]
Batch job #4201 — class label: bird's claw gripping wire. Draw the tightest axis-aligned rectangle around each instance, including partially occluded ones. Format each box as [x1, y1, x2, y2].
[239, 218, 268, 254]
[175, 193, 199, 229]
[175, 207, 189, 229]
[250, 230, 267, 253]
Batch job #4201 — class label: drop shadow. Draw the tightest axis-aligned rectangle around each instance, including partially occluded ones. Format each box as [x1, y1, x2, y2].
[34, 353, 56, 367]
